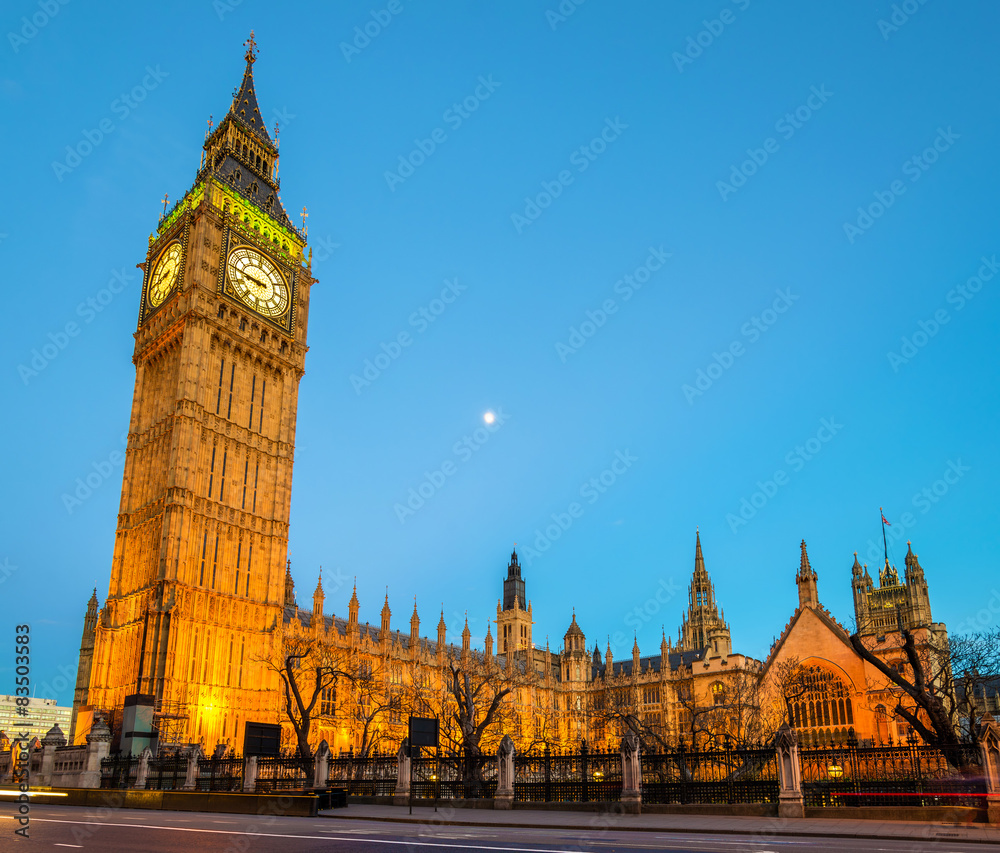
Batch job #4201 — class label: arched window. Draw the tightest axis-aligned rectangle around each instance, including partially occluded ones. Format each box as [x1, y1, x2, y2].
[791, 667, 854, 741]
[711, 681, 726, 705]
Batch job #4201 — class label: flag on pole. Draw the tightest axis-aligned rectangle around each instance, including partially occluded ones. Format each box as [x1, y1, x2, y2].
[881, 512, 891, 526]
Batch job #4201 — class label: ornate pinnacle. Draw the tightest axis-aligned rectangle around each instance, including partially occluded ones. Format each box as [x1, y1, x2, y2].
[244, 31, 258, 65]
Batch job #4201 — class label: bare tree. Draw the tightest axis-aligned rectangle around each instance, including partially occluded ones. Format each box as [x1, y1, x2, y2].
[258, 636, 354, 772]
[349, 657, 406, 759]
[852, 625, 1000, 752]
[590, 678, 673, 751]
[850, 620, 980, 757]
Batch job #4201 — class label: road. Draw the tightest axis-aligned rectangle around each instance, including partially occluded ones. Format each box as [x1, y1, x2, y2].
[1, 805, 998, 852]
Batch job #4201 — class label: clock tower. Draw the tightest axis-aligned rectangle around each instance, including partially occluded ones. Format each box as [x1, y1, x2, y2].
[75, 35, 315, 749]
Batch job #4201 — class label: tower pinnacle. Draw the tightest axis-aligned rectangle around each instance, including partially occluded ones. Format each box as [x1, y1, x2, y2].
[796, 539, 819, 609]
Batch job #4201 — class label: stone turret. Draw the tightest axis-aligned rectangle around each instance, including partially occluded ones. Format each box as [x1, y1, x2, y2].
[496, 548, 533, 659]
[284, 559, 296, 608]
[561, 611, 588, 683]
[796, 540, 819, 609]
[853, 539, 937, 637]
[70, 589, 100, 743]
[437, 608, 447, 661]
[410, 598, 420, 659]
[380, 592, 391, 644]
[313, 570, 325, 624]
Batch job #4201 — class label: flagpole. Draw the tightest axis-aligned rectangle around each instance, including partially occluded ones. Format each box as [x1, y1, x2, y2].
[879, 506, 888, 567]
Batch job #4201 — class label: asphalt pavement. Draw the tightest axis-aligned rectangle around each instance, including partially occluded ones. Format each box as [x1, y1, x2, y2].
[2, 803, 1000, 852]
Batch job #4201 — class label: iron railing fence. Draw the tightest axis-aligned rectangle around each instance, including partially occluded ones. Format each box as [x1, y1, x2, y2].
[514, 744, 622, 802]
[327, 753, 398, 797]
[195, 755, 245, 792]
[799, 742, 986, 808]
[411, 752, 497, 799]
[144, 754, 188, 790]
[254, 754, 311, 792]
[99, 754, 140, 789]
[640, 744, 778, 805]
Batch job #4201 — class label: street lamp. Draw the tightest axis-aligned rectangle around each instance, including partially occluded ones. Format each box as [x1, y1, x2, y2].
[827, 764, 843, 778]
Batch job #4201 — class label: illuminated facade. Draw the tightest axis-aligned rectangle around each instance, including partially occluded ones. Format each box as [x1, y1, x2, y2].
[71, 39, 948, 757]
[73, 35, 311, 747]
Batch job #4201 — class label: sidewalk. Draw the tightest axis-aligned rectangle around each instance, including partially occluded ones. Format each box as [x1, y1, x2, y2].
[324, 803, 1000, 844]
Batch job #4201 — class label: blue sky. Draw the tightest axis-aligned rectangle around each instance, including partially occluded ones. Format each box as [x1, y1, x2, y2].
[2, 1, 999, 705]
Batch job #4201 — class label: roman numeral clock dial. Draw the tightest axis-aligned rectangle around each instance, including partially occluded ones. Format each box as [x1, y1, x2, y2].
[147, 242, 182, 307]
[226, 246, 289, 319]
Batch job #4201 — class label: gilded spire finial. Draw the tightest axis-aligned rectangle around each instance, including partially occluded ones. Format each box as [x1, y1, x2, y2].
[244, 30, 258, 65]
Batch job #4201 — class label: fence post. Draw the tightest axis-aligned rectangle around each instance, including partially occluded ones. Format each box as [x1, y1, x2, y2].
[977, 714, 1000, 825]
[39, 725, 67, 787]
[81, 717, 111, 789]
[544, 744, 551, 802]
[393, 740, 411, 806]
[775, 723, 804, 818]
[134, 746, 152, 789]
[314, 740, 330, 789]
[495, 735, 515, 810]
[620, 731, 641, 814]
[243, 754, 258, 793]
[182, 745, 202, 791]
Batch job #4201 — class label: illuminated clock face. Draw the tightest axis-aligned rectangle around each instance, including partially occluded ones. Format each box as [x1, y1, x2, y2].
[226, 247, 289, 318]
[148, 242, 182, 307]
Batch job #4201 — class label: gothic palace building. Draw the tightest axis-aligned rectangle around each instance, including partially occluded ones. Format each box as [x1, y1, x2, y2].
[69, 39, 948, 756]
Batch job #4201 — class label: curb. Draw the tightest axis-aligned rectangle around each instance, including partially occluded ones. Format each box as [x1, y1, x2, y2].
[321, 811, 999, 844]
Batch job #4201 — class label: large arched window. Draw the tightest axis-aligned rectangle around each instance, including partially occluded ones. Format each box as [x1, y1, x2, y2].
[790, 667, 854, 746]
[711, 682, 726, 705]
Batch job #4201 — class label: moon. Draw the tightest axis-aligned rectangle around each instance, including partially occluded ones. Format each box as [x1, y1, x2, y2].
[483, 411, 495, 425]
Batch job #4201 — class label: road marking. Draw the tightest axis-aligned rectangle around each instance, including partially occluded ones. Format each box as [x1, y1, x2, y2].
[54, 846, 83, 849]
[27, 818, 612, 852]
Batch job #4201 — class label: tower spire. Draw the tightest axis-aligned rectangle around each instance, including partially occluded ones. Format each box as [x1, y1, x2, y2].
[796, 539, 819, 609]
[230, 31, 270, 143]
[694, 527, 705, 574]
[502, 546, 525, 611]
[677, 530, 731, 656]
